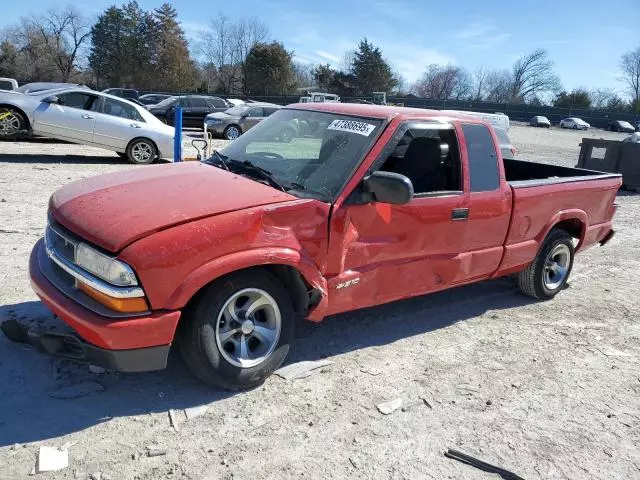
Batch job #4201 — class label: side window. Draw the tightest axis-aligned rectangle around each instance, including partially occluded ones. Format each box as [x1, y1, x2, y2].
[58, 92, 98, 110]
[177, 98, 190, 108]
[190, 98, 208, 108]
[462, 124, 500, 192]
[102, 97, 144, 122]
[212, 98, 227, 109]
[247, 107, 264, 117]
[264, 107, 279, 116]
[378, 124, 462, 195]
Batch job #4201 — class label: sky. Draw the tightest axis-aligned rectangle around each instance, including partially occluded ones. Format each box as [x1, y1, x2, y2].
[3, 0, 639, 94]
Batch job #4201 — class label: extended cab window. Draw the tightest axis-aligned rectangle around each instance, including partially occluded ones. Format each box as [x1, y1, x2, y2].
[378, 123, 462, 195]
[462, 123, 500, 192]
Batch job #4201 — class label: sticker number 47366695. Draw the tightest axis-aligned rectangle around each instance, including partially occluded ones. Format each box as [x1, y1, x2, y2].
[327, 119, 376, 137]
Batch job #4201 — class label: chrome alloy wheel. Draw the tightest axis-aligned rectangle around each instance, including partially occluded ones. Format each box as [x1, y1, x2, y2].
[215, 288, 282, 368]
[0, 111, 20, 136]
[543, 243, 571, 290]
[132, 141, 154, 162]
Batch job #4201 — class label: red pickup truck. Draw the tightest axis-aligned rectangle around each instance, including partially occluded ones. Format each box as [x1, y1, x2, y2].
[25, 103, 621, 389]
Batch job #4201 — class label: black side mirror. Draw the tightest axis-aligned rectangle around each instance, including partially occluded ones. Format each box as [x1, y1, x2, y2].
[363, 171, 413, 205]
[42, 95, 59, 104]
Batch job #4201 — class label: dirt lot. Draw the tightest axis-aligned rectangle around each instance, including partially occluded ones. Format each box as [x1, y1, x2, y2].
[0, 126, 639, 480]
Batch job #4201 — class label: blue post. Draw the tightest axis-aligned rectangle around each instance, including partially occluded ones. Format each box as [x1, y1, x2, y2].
[173, 106, 182, 162]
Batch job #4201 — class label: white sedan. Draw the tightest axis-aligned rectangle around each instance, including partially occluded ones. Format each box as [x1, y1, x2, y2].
[0, 87, 175, 164]
[559, 117, 590, 130]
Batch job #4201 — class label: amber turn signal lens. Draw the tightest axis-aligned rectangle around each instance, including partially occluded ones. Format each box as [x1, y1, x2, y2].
[78, 282, 149, 313]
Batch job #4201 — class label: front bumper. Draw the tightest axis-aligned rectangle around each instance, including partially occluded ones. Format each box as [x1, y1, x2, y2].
[28, 239, 181, 371]
[204, 121, 226, 135]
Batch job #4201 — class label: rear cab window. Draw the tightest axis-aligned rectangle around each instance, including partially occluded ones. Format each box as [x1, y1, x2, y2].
[461, 123, 500, 192]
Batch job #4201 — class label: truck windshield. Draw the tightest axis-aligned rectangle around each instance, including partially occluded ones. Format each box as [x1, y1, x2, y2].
[214, 109, 384, 201]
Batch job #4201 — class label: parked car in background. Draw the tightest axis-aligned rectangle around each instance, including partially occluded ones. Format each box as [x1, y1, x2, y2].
[560, 117, 590, 130]
[102, 88, 140, 101]
[0, 87, 175, 164]
[607, 120, 635, 133]
[529, 116, 551, 128]
[138, 93, 172, 106]
[148, 95, 230, 128]
[15, 82, 88, 94]
[494, 127, 517, 160]
[0, 77, 18, 91]
[442, 110, 510, 131]
[204, 103, 281, 140]
[226, 98, 246, 106]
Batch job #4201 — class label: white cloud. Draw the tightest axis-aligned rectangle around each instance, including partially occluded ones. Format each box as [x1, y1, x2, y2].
[453, 22, 494, 40]
[316, 50, 341, 63]
[467, 33, 513, 51]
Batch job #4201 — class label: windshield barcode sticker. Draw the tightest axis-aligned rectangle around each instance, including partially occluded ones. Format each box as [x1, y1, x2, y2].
[327, 120, 376, 136]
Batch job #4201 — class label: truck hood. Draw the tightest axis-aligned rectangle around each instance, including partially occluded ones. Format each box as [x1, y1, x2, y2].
[50, 163, 296, 252]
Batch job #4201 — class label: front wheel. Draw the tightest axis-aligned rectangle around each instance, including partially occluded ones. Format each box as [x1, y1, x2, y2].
[516, 229, 575, 300]
[126, 138, 157, 164]
[224, 125, 241, 140]
[179, 270, 295, 390]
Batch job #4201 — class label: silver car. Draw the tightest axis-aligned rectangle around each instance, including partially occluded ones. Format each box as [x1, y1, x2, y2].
[0, 87, 175, 164]
[204, 103, 281, 140]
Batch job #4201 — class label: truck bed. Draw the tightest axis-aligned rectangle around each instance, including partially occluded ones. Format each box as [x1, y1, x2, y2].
[504, 158, 621, 188]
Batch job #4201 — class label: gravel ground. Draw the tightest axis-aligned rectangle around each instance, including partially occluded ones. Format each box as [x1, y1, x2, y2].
[0, 126, 639, 480]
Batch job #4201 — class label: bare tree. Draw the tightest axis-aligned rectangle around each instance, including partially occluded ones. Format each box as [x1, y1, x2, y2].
[198, 14, 268, 94]
[17, 7, 91, 81]
[472, 66, 489, 100]
[590, 88, 617, 109]
[292, 61, 315, 89]
[620, 47, 640, 120]
[411, 64, 467, 99]
[510, 49, 561, 102]
[451, 68, 473, 100]
[339, 50, 355, 74]
[484, 69, 512, 103]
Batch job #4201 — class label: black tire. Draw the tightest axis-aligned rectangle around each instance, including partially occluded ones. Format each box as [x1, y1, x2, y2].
[126, 138, 157, 165]
[178, 270, 295, 390]
[0, 108, 26, 139]
[516, 229, 575, 300]
[223, 125, 242, 140]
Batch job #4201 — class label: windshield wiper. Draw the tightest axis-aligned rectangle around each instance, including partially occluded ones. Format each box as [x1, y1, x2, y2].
[231, 160, 286, 192]
[204, 150, 230, 170]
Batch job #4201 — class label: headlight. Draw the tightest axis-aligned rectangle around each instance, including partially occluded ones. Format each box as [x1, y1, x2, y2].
[206, 118, 222, 124]
[76, 243, 138, 286]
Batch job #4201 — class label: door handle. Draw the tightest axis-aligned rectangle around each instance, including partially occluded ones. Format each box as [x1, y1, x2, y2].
[130, 123, 142, 128]
[451, 208, 469, 221]
[81, 114, 94, 119]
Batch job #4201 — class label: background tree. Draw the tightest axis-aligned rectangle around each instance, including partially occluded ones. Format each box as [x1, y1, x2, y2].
[198, 13, 268, 94]
[89, 6, 127, 88]
[243, 41, 294, 95]
[152, 3, 199, 91]
[312, 63, 336, 92]
[351, 38, 397, 95]
[472, 67, 489, 101]
[411, 64, 470, 100]
[484, 69, 513, 103]
[510, 49, 561, 102]
[553, 88, 592, 109]
[620, 47, 640, 121]
[292, 61, 315, 90]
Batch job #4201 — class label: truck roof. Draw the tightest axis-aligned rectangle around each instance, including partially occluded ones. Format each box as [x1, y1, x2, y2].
[285, 102, 487, 124]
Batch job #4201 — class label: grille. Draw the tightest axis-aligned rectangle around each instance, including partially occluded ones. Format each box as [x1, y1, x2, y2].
[45, 224, 77, 263]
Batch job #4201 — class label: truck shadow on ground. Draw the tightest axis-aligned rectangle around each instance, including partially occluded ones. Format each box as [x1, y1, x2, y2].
[0, 278, 533, 446]
[0, 153, 173, 165]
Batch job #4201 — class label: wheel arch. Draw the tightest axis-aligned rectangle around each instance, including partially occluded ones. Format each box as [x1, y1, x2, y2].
[540, 210, 587, 249]
[0, 103, 30, 131]
[163, 248, 329, 321]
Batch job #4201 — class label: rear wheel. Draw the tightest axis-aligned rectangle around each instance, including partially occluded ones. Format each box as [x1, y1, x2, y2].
[516, 229, 575, 300]
[126, 138, 156, 164]
[179, 270, 295, 390]
[0, 108, 25, 139]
